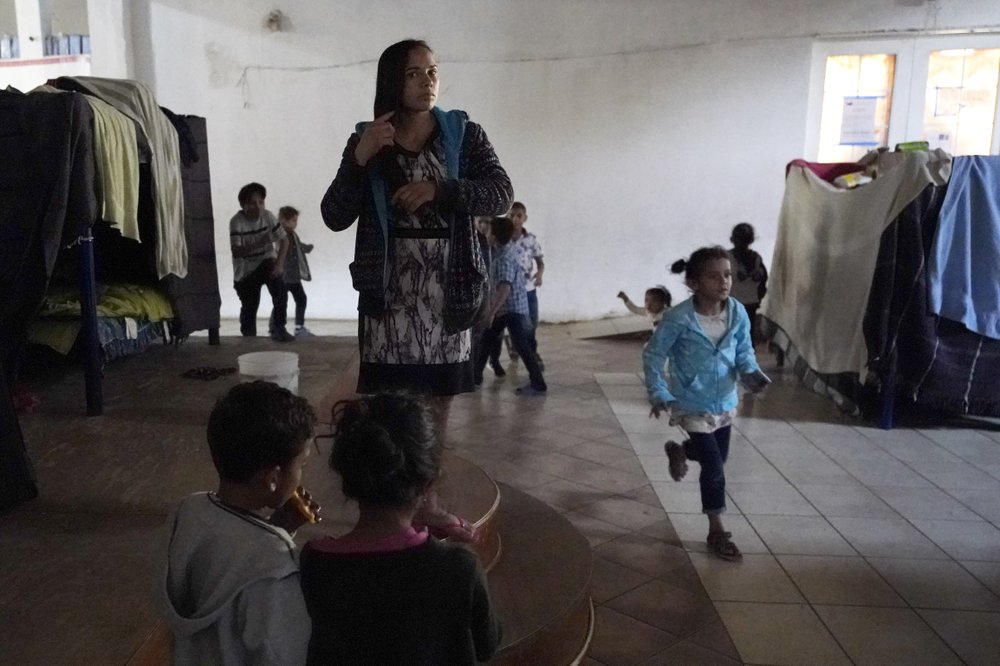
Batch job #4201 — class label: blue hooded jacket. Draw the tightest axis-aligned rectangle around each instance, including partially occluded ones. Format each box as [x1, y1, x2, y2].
[643, 297, 761, 414]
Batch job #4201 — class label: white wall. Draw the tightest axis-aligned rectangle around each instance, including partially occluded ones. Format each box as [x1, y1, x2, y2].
[125, 0, 1000, 321]
[0, 2, 16, 35]
[50, 0, 89, 34]
[0, 54, 89, 89]
[86, 0, 131, 78]
[0, 0, 89, 46]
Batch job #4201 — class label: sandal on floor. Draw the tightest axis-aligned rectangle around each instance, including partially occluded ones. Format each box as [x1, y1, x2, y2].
[181, 366, 237, 381]
[707, 531, 742, 561]
[663, 440, 688, 481]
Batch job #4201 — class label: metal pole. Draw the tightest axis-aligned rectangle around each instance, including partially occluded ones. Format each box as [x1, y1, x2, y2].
[77, 229, 103, 416]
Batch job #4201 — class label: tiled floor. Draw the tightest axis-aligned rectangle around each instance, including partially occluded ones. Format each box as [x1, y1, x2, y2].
[451, 323, 1000, 665]
[6, 320, 1000, 664]
[567, 315, 651, 339]
[189, 317, 359, 338]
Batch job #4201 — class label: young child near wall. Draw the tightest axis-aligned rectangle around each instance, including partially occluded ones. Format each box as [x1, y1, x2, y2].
[300, 393, 502, 665]
[473, 216, 505, 377]
[644, 247, 770, 561]
[230, 183, 294, 342]
[509, 202, 544, 368]
[727, 223, 768, 345]
[617, 286, 673, 330]
[278, 206, 316, 337]
[155, 381, 320, 665]
[475, 216, 547, 395]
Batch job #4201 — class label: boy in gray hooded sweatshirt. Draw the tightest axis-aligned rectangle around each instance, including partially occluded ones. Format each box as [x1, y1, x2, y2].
[155, 381, 319, 665]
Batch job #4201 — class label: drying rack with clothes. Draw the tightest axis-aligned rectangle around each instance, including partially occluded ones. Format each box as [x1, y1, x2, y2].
[0, 78, 221, 417]
[761, 152, 1000, 428]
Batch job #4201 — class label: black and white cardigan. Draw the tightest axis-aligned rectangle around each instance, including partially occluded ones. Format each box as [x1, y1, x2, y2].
[320, 110, 513, 331]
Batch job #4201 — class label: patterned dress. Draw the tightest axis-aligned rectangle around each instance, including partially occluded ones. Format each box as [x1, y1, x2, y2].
[359, 140, 472, 392]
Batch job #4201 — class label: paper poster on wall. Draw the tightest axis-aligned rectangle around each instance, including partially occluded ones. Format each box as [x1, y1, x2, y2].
[839, 96, 880, 146]
[927, 130, 953, 153]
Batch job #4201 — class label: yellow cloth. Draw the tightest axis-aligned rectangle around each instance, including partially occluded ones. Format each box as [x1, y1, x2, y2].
[37, 283, 174, 321]
[86, 95, 140, 240]
[30, 84, 141, 241]
[26, 320, 82, 355]
[29, 283, 174, 353]
[70, 77, 188, 279]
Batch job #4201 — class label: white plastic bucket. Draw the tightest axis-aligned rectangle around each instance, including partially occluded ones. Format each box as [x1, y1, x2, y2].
[237, 351, 300, 395]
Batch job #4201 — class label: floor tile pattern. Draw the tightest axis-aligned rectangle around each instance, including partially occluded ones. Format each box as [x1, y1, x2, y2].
[587, 341, 1000, 665]
[4, 320, 1000, 664]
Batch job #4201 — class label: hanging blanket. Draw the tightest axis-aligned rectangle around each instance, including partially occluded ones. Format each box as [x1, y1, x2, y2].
[88, 94, 141, 241]
[865, 184, 1000, 416]
[762, 150, 951, 376]
[62, 76, 188, 279]
[928, 155, 1000, 340]
[32, 84, 141, 241]
[0, 88, 97, 375]
[785, 159, 861, 183]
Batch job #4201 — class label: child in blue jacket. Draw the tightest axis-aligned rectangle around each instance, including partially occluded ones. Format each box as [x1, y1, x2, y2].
[644, 246, 769, 561]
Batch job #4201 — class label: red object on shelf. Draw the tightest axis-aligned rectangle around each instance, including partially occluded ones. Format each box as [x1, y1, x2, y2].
[13, 386, 41, 414]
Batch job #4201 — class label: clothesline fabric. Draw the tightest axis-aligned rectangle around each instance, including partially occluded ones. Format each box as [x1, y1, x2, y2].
[0, 87, 99, 396]
[763, 149, 952, 376]
[928, 155, 1000, 341]
[865, 183, 1000, 417]
[784, 159, 861, 183]
[87, 94, 141, 241]
[67, 76, 188, 279]
[32, 84, 141, 241]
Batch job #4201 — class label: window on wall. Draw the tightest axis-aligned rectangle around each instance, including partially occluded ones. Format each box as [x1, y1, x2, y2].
[923, 48, 1000, 155]
[817, 54, 895, 162]
[807, 36, 1000, 160]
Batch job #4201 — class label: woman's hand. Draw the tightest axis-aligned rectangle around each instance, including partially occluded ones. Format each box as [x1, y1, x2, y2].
[354, 111, 395, 166]
[391, 181, 437, 213]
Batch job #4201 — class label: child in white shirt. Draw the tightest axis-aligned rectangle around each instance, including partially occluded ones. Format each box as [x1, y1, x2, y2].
[617, 286, 672, 329]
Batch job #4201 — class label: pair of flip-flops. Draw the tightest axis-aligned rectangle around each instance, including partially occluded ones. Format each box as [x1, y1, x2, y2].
[181, 366, 237, 381]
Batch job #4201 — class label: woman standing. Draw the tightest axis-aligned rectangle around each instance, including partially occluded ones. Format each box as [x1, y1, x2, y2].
[321, 39, 512, 428]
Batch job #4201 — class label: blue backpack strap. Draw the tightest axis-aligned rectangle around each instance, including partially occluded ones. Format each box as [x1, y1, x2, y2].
[431, 108, 466, 178]
[356, 121, 392, 290]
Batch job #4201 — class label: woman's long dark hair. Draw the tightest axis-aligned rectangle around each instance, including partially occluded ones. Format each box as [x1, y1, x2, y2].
[373, 39, 432, 118]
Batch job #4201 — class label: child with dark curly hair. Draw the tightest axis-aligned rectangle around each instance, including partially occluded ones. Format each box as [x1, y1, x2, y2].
[300, 393, 502, 665]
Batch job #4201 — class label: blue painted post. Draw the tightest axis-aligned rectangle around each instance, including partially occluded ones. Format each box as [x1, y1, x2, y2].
[77, 229, 103, 416]
[878, 356, 896, 430]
